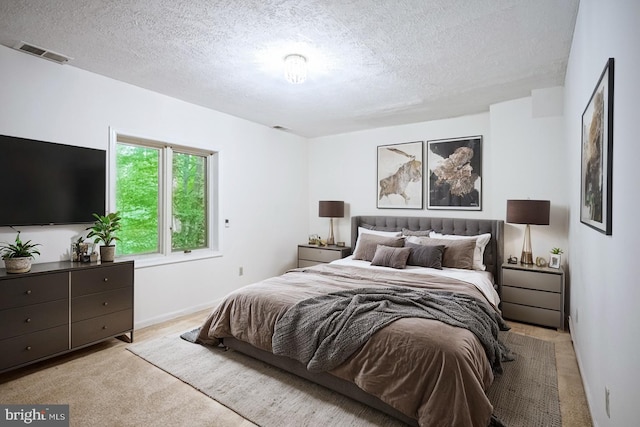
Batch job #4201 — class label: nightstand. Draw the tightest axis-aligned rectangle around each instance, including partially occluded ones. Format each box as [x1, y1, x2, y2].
[298, 245, 351, 267]
[501, 263, 565, 330]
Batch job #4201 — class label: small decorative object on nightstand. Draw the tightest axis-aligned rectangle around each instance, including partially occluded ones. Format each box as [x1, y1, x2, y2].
[501, 262, 565, 330]
[298, 244, 351, 267]
[549, 247, 563, 269]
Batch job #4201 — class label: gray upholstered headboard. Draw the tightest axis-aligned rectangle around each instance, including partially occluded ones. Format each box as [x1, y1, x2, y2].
[350, 216, 504, 290]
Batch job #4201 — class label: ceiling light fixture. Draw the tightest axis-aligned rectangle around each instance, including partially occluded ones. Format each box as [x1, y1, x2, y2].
[283, 54, 307, 84]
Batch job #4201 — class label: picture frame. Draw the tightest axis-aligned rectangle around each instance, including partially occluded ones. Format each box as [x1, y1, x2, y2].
[581, 58, 614, 235]
[377, 141, 423, 209]
[549, 254, 561, 269]
[427, 136, 482, 210]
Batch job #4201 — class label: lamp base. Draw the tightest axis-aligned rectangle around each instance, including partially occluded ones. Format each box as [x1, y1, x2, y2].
[520, 224, 534, 265]
[520, 251, 534, 265]
[327, 218, 335, 246]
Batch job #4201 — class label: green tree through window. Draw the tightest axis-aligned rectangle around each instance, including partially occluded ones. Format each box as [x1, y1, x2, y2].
[116, 143, 159, 256]
[172, 152, 207, 251]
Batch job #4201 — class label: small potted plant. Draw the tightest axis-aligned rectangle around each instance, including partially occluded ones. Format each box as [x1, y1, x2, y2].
[549, 247, 563, 269]
[86, 212, 121, 262]
[1, 230, 41, 273]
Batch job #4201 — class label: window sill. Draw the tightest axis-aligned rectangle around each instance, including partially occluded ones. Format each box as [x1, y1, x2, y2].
[117, 250, 222, 269]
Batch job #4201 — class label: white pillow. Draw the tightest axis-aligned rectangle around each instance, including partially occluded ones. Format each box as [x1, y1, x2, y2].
[428, 232, 491, 271]
[354, 226, 402, 253]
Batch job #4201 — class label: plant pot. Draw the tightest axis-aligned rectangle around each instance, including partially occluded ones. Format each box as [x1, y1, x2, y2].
[100, 245, 116, 262]
[3, 257, 33, 273]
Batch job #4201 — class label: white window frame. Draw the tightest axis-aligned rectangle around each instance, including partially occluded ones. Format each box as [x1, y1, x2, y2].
[108, 128, 220, 268]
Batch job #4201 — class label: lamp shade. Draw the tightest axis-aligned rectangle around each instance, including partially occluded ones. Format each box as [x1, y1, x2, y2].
[506, 200, 550, 225]
[319, 200, 344, 218]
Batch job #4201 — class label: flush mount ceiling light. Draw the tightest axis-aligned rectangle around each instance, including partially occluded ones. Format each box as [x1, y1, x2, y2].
[283, 54, 307, 84]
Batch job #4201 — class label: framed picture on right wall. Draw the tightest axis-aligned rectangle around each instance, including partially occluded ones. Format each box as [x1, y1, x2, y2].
[581, 57, 614, 235]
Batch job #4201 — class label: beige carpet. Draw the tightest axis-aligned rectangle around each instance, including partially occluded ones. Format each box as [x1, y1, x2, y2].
[128, 331, 561, 426]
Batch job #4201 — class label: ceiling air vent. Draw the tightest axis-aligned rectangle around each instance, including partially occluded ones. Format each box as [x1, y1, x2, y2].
[13, 41, 72, 64]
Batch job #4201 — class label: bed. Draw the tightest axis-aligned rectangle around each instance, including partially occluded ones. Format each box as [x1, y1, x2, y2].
[195, 216, 507, 427]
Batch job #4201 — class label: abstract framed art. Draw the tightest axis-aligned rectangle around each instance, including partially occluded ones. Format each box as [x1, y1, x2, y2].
[581, 57, 614, 235]
[377, 141, 423, 209]
[427, 136, 482, 210]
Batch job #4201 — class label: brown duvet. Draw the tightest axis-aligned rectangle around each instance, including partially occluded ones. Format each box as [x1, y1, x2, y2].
[196, 263, 503, 427]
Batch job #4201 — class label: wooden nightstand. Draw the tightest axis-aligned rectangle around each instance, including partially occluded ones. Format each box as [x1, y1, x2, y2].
[298, 244, 351, 267]
[501, 263, 565, 330]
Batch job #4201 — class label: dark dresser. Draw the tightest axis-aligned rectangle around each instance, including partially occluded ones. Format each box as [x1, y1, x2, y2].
[0, 260, 134, 373]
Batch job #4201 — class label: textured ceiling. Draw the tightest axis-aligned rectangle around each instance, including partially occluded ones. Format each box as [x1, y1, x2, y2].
[0, 0, 579, 138]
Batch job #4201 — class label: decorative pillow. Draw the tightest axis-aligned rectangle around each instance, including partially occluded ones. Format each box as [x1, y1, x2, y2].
[429, 232, 491, 271]
[406, 236, 475, 270]
[401, 228, 432, 237]
[353, 234, 405, 262]
[353, 226, 402, 254]
[371, 245, 412, 269]
[405, 242, 445, 269]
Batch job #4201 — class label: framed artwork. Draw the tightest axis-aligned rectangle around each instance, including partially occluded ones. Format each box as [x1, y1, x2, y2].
[377, 141, 423, 209]
[581, 58, 614, 235]
[427, 136, 482, 210]
[549, 254, 561, 269]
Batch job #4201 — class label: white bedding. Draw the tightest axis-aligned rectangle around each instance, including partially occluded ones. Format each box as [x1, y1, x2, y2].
[331, 255, 500, 308]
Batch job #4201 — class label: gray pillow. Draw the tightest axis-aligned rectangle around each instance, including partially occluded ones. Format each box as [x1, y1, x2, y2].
[427, 237, 475, 269]
[405, 242, 445, 269]
[401, 228, 432, 237]
[371, 245, 412, 269]
[353, 234, 404, 261]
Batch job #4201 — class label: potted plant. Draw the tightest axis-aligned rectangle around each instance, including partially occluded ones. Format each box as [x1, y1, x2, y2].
[1, 230, 41, 273]
[86, 212, 121, 262]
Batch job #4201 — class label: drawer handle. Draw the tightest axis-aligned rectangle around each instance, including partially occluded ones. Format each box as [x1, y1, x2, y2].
[103, 278, 108, 282]
[26, 346, 32, 351]
[102, 325, 108, 330]
[25, 290, 32, 295]
[103, 302, 108, 306]
[25, 318, 32, 323]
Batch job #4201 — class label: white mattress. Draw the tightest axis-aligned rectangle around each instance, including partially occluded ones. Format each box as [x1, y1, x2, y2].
[331, 255, 500, 308]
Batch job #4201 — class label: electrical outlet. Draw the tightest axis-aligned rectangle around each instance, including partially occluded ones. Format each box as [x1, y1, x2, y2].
[575, 308, 579, 323]
[605, 387, 611, 418]
[239, 266, 243, 276]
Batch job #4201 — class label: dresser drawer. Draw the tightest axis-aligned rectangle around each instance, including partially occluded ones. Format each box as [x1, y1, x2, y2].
[502, 286, 561, 311]
[72, 287, 133, 322]
[72, 309, 133, 348]
[298, 247, 343, 263]
[0, 325, 69, 371]
[0, 299, 69, 340]
[502, 268, 561, 292]
[298, 259, 323, 268]
[502, 302, 562, 329]
[0, 272, 68, 310]
[71, 263, 133, 297]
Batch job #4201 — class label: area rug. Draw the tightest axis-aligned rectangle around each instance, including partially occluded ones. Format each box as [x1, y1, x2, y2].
[127, 330, 561, 426]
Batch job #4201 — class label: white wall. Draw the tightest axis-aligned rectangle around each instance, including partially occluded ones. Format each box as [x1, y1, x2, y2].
[308, 87, 568, 263]
[0, 45, 309, 327]
[564, 1, 640, 425]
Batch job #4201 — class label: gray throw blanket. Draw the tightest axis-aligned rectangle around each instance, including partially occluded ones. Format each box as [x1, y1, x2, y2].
[272, 287, 511, 373]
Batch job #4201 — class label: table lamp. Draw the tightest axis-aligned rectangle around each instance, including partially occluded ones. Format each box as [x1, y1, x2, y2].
[506, 199, 550, 265]
[318, 201, 344, 245]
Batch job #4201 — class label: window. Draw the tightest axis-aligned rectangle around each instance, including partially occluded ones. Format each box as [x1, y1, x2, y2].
[110, 131, 218, 263]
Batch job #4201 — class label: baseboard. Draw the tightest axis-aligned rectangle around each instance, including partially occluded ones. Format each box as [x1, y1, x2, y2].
[134, 298, 223, 329]
[568, 316, 597, 425]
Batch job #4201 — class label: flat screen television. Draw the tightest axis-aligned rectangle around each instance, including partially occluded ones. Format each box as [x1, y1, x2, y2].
[0, 134, 106, 226]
